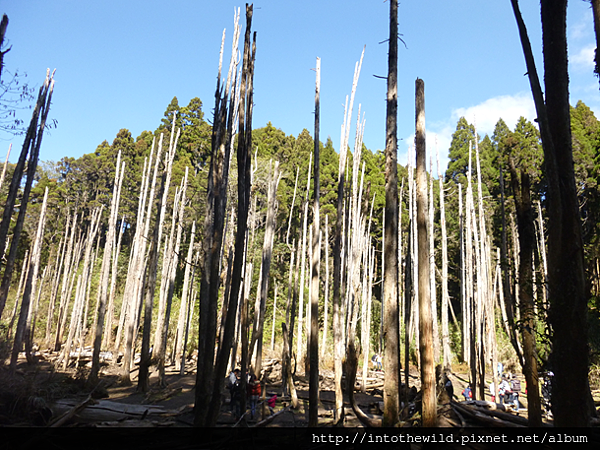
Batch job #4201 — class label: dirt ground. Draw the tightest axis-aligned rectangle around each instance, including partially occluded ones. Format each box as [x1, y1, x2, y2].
[1, 352, 542, 427]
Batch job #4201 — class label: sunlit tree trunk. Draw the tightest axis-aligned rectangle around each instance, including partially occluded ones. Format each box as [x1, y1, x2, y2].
[0, 71, 55, 319]
[10, 187, 49, 369]
[90, 153, 124, 384]
[309, 58, 321, 426]
[382, 0, 399, 426]
[415, 78, 436, 426]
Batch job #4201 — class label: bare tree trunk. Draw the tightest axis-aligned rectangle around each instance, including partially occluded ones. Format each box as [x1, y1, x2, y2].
[437, 146, 450, 369]
[103, 215, 125, 349]
[332, 47, 364, 425]
[0, 143, 11, 192]
[0, 71, 55, 319]
[415, 78, 436, 426]
[138, 126, 180, 391]
[281, 323, 298, 408]
[10, 187, 49, 369]
[203, 8, 254, 427]
[117, 136, 160, 362]
[249, 161, 280, 377]
[28, 265, 47, 354]
[90, 153, 124, 385]
[321, 216, 329, 358]
[308, 57, 321, 427]
[507, 159, 542, 426]
[512, 0, 589, 425]
[175, 222, 196, 372]
[270, 282, 278, 352]
[428, 159, 439, 363]
[382, 0, 399, 427]
[156, 168, 188, 386]
[45, 235, 65, 348]
[282, 240, 295, 395]
[54, 212, 79, 352]
[499, 165, 523, 365]
[61, 207, 103, 371]
[297, 154, 312, 371]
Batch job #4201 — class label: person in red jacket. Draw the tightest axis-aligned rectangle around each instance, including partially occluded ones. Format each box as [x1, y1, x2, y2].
[247, 373, 261, 419]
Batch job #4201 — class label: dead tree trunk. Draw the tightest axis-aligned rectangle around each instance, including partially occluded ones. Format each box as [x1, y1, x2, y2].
[250, 161, 280, 377]
[138, 126, 180, 391]
[10, 187, 49, 369]
[415, 78, 436, 426]
[382, 0, 399, 427]
[437, 146, 451, 369]
[512, 0, 589, 425]
[297, 154, 312, 371]
[156, 167, 188, 386]
[0, 143, 11, 192]
[308, 57, 321, 427]
[0, 70, 55, 319]
[175, 221, 196, 372]
[54, 211, 79, 352]
[89, 153, 124, 385]
[203, 7, 254, 427]
[507, 159, 542, 426]
[428, 159, 439, 363]
[61, 207, 103, 371]
[45, 237, 65, 347]
[196, 10, 242, 424]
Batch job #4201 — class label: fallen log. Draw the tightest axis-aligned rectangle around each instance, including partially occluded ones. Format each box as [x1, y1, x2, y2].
[452, 402, 527, 427]
[48, 394, 94, 427]
[253, 405, 291, 427]
[51, 399, 180, 424]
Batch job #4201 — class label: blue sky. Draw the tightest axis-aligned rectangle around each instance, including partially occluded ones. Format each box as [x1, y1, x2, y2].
[1, 1, 599, 174]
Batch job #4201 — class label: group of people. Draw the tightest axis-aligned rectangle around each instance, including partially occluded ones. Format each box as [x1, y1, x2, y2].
[371, 353, 382, 371]
[227, 369, 277, 421]
[489, 373, 522, 411]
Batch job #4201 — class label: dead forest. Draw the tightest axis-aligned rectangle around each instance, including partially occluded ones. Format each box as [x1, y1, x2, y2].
[1, 1, 600, 430]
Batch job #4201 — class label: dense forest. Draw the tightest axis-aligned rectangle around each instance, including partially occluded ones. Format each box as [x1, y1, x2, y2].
[1, 1, 600, 431]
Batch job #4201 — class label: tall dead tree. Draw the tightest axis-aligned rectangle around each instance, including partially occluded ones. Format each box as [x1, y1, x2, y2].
[0, 70, 55, 319]
[297, 153, 312, 369]
[507, 158, 542, 426]
[415, 78, 436, 426]
[308, 57, 321, 427]
[174, 221, 196, 372]
[203, 5, 255, 427]
[512, 0, 590, 426]
[196, 8, 243, 421]
[156, 168, 188, 386]
[382, 0, 399, 427]
[61, 207, 103, 371]
[437, 145, 451, 369]
[249, 160, 280, 376]
[332, 46, 364, 425]
[89, 153, 125, 385]
[10, 187, 48, 369]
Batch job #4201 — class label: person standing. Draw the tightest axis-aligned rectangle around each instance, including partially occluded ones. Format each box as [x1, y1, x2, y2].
[247, 373, 261, 420]
[499, 375, 511, 405]
[510, 374, 521, 412]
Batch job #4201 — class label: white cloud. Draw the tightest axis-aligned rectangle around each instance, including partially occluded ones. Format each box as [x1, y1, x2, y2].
[451, 93, 537, 137]
[399, 94, 538, 175]
[570, 9, 593, 41]
[570, 44, 596, 71]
